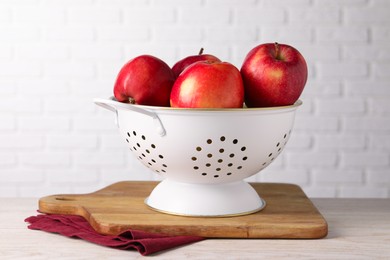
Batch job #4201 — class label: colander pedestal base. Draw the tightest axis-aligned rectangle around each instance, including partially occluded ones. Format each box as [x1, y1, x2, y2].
[145, 179, 265, 217]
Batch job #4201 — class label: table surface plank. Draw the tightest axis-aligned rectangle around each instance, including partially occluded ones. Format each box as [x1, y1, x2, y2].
[1, 197, 390, 259]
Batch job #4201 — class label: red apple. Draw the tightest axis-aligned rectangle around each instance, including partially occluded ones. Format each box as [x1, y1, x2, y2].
[172, 48, 221, 78]
[113, 55, 175, 106]
[170, 61, 244, 108]
[240, 42, 308, 107]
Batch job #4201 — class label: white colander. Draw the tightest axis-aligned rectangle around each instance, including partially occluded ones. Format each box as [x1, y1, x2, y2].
[94, 97, 302, 217]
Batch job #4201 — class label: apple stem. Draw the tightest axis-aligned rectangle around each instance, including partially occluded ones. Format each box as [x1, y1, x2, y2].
[274, 42, 280, 59]
[198, 48, 204, 55]
[128, 97, 136, 104]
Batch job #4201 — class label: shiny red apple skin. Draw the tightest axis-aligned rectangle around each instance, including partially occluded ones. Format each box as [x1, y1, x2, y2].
[172, 49, 221, 78]
[113, 55, 175, 107]
[240, 43, 308, 107]
[170, 61, 244, 108]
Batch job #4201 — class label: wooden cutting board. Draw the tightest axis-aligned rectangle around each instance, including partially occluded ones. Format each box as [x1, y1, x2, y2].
[39, 181, 328, 239]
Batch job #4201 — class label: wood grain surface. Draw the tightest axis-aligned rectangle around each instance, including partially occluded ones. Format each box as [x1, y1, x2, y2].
[38, 181, 328, 239]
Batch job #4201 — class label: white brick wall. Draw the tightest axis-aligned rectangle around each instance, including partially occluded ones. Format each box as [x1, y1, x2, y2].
[1, 0, 390, 198]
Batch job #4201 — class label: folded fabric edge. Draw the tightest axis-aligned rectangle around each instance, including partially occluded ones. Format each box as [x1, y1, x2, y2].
[24, 213, 205, 256]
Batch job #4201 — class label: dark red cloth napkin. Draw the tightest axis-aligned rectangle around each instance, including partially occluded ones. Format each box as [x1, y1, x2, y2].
[25, 214, 204, 256]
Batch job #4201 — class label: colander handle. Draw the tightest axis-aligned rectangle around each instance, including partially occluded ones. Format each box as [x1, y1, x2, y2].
[94, 98, 166, 137]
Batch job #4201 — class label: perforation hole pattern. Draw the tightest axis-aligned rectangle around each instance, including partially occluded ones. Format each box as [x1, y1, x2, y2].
[191, 136, 248, 179]
[125, 130, 167, 175]
[125, 129, 292, 179]
[192, 131, 291, 179]
[260, 130, 292, 169]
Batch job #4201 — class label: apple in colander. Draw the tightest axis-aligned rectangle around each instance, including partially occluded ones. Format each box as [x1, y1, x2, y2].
[170, 61, 244, 108]
[171, 48, 221, 79]
[240, 42, 308, 107]
[113, 55, 175, 107]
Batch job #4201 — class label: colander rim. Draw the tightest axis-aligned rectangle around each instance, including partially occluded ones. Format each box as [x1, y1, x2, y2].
[108, 97, 303, 111]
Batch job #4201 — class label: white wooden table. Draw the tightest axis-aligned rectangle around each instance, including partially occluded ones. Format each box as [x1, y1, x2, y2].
[1, 198, 389, 259]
